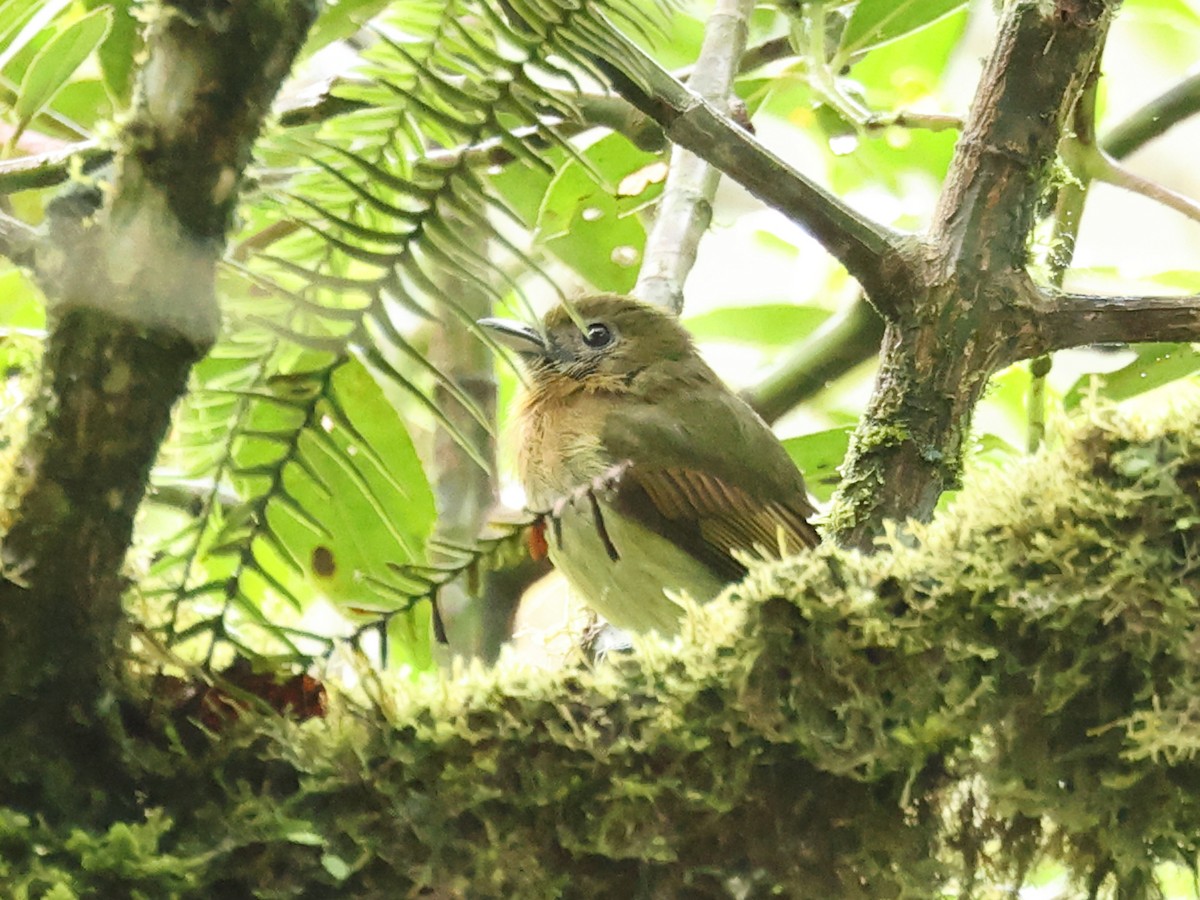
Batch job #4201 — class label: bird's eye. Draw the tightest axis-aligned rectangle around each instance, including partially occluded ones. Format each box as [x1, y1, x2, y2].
[583, 323, 613, 348]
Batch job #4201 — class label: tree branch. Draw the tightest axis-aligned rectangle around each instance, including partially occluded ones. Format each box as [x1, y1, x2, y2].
[633, 0, 755, 313]
[1009, 290, 1200, 361]
[1062, 133, 1200, 226]
[831, 0, 1117, 549]
[594, 25, 918, 314]
[713, 27, 1200, 428]
[26, 411, 1200, 896]
[1103, 70, 1200, 160]
[929, 2, 1110, 271]
[746, 294, 884, 424]
[0, 140, 107, 194]
[0, 209, 41, 269]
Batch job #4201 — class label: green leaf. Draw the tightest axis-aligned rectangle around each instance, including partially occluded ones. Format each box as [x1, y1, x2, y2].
[489, 152, 564, 226]
[967, 432, 1021, 471]
[1063, 343, 1200, 410]
[838, 0, 966, 59]
[782, 426, 854, 503]
[301, 0, 391, 58]
[85, 0, 139, 104]
[0, 268, 46, 331]
[685, 304, 831, 348]
[535, 133, 662, 293]
[0, 0, 73, 76]
[824, 7, 966, 196]
[41, 78, 112, 132]
[14, 7, 111, 135]
[272, 357, 436, 668]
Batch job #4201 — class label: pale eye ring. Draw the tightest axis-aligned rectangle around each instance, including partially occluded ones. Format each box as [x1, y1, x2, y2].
[583, 322, 613, 348]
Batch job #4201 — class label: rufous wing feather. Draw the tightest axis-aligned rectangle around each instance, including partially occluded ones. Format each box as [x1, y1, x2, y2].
[607, 464, 819, 581]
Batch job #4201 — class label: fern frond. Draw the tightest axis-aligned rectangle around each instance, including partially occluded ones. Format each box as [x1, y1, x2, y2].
[141, 0, 674, 671]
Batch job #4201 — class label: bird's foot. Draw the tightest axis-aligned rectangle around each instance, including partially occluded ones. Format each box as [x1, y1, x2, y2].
[546, 461, 633, 563]
[548, 460, 632, 519]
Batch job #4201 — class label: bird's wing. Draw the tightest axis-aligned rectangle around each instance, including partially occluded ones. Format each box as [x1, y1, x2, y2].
[599, 389, 819, 577]
[606, 465, 819, 581]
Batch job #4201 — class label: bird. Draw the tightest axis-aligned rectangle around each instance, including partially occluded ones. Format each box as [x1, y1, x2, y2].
[479, 293, 819, 635]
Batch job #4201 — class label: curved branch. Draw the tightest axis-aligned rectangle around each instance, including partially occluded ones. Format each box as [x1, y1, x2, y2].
[43, 411, 1200, 896]
[1103, 71, 1200, 160]
[746, 295, 884, 424]
[1062, 134, 1200, 226]
[594, 24, 918, 315]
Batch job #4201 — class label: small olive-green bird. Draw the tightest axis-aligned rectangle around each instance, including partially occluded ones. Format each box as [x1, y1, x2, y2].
[480, 294, 819, 634]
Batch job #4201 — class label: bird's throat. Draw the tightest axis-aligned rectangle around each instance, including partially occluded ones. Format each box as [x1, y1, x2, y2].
[517, 390, 617, 510]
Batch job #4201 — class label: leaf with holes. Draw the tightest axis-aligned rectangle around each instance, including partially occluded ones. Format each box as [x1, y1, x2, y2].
[535, 133, 662, 293]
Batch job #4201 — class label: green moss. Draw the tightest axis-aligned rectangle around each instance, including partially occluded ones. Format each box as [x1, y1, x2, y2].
[8, 406, 1200, 896]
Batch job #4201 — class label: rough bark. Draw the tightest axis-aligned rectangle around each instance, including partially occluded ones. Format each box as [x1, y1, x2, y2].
[0, 0, 316, 815]
[830, 0, 1115, 547]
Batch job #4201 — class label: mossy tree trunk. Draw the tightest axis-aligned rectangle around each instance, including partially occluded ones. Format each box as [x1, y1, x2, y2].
[830, 1, 1114, 545]
[0, 0, 316, 816]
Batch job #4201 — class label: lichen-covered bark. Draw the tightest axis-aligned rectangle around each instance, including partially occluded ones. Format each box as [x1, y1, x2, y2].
[2, 407, 1197, 896]
[0, 0, 316, 816]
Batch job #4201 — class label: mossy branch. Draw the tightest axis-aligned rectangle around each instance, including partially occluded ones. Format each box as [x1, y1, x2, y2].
[6, 407, 1197, 896]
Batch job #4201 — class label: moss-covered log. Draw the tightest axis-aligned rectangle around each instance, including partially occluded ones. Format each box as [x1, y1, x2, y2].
[1, 407, 1195, 896]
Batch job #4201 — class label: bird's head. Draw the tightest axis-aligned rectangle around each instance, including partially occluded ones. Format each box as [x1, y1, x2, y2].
[479, 294, 698, 394]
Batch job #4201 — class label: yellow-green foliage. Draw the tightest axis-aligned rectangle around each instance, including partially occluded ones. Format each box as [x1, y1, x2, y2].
[4, 407, 1200, 897]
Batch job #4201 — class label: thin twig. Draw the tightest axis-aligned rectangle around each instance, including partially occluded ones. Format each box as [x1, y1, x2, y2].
[0, 140, 106, 194]
[1090, 146, 1200, 225]
[1028, 66, 1101, 452]
[634, 0, 755, 313]
[862, 111, 962, 133]
[1062, 77, 1200, 231]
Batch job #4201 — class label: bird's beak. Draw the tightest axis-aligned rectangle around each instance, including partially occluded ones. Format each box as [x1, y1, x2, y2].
[477, 317, 547, 357]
